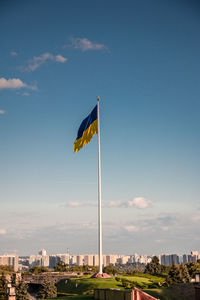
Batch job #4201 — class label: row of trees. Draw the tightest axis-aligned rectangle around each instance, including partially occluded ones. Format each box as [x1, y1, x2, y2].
[53, 261, 98, 273]
[144, 256, 200, 286]
[27, 262, 99, 274]
[166, 262, 190, 286]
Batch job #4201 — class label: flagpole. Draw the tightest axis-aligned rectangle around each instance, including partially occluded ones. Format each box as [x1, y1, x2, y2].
[97, 96, 103, 275]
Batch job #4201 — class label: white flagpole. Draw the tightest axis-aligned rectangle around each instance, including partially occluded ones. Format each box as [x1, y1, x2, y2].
[97, 96, 103, 275]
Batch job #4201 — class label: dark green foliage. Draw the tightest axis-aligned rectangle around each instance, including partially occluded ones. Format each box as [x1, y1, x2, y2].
[121, 278, 134, 289]
[145, 256, 161, 275]
[160, 264, 170, 275]
[16, 280, 29, 300]
[11, 274, 16, 288]
[0, 273, 7, 300]
[147, 282, 160, 289]
[166, 262, 182, 286]
[0, 265, 14, 273]
[179, 264, 190, 283]
[68, 265, 98, 273]
[37, 278, 57, 299]
[121, 278, 151, 290]
[115, 263, 145, 274]
[186, 261, 200, 278]
[54, 261, 68, 272]
[29, 266, 49, 274]
[103, 265, 118, 275]
[115, 277, 121, 282]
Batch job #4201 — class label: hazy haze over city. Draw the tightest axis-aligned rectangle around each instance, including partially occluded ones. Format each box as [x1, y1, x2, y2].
[0, 0, 200, 255]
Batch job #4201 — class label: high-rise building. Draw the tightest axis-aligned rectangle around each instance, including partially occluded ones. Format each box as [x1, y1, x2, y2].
[41, 255, 49, 267]
[0, 255, 18, 271]
[76, 255, 84, 266]
[70, 255, 77, 265]
[117, 256, 129, 264]
[59, 254, 70, 265]
[49, 255, 61, 268]
[160, 254, 180, 265]
[84, 255, 93, 266]
[105, 255, 118, 266]
[183, 254, 188, 265]
[93, 255, 99, 266]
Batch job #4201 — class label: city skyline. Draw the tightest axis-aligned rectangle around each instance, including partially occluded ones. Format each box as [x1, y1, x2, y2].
[1, 0, 200, 255]
[1, 249, 200, 272]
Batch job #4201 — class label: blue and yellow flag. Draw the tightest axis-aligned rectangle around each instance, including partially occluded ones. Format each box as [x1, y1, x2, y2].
[74, 105, 98, 152]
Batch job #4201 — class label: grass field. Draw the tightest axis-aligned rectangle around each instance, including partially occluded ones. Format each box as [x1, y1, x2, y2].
[49, 274, 164, 299]
[48, 276, 196, 300]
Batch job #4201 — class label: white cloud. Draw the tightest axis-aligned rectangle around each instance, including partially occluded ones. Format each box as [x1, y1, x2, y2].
[127, 197, 152, 209]
[0, 78, 26, 89]
[24, 52, 67, 71]
[0, 229, 6, 235]
[55, 55, 67, 63]
[123, 225, 139, 232]
[104, 201, 122, 207]
[65, 197, 151, 210]
[0, 110, 6, 115]
[69, 37, 106, 52]
[67, 202, 84, 207]
[104, 197, 152, 209]
[66, 201, 96, 207]
[0, 78, 37, 91]
[10, 51, 18, 56]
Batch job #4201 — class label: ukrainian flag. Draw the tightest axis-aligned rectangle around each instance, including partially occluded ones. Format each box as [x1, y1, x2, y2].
[74, 105, 98, 152]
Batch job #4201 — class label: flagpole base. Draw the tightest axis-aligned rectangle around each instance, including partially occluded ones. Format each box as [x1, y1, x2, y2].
[91, 273, 111, 278]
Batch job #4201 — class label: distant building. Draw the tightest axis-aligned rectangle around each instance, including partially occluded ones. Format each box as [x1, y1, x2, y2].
[38, 249, 47, 256]
[84, 255, 93, 266]
[160, 254, 180, 265]
[59, 254, 70, 265]
[182, 251, 199, 264]
[49, 255, 61, 268]
[93, 255, 99, 266]
[105, 255, 118, 266]
[70, 255, 77, 265]
[117, 256, 129, 265]
[76, 255, 84, 266]
[183, 254, 189, 265]
[0, 255, 18, 271]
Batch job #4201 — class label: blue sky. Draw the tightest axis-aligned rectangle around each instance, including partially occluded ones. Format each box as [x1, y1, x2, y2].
[0, 0, 200, 256]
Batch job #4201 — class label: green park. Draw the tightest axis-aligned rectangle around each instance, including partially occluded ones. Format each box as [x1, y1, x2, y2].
[1, 256, 200, 300]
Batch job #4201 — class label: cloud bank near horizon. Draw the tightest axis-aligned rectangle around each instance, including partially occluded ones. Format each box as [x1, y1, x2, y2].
[65, 197, 152, 209]
[1, 210, 200, 255]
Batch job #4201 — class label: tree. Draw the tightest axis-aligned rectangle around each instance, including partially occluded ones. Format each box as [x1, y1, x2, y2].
[29, 266, 49, 274]
[0, 265, 14, 272]
[16, 280, 29, 300]
[0, 273, 7, 300]
[145, 256, 161, 275]
[160, 264, 170, 275]
[166, 262, 182, 285]
[186, 261, 200, 278]
[179, 264, 190, 283]
[37, 278, 57, 299]
[54, 261, 68, 272]
[103, 265, 118, 275]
